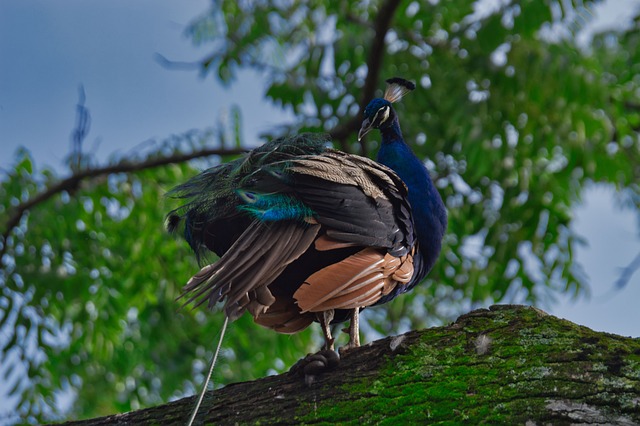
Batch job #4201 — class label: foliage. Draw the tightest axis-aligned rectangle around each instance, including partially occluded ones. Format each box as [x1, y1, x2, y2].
[1, 0, 639, 423]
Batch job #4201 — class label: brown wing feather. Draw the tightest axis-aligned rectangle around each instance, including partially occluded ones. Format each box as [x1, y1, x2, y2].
[294, 248, 415, 313]
[310, 272, 384, 311]
[293, 248, 383, 312]
[391, 253, 414, 283]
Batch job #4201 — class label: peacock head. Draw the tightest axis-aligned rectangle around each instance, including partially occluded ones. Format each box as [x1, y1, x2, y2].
[358, 77, 415, 141]
[358, 98, 393, 141]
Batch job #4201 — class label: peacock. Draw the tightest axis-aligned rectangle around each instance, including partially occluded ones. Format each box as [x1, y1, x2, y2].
[167, 78, 447, 422]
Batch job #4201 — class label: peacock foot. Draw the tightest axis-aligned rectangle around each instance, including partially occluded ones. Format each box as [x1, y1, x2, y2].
[338, 340, 358, 356]
[289, 349, 340, 386]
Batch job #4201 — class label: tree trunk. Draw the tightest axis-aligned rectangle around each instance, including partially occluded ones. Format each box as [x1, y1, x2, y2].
[57, 305, 640, 425]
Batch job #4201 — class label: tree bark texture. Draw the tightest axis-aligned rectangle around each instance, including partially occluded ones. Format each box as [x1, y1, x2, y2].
[57, 305, 640, 425]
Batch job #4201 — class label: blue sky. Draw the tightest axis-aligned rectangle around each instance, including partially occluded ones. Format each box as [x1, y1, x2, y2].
[0, 0, 290, 169]
[1, 0, 639, 421]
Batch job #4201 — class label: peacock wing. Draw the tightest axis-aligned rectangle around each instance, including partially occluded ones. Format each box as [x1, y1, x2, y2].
[248, 150, 419, 312]
[285, 149, 416, 256]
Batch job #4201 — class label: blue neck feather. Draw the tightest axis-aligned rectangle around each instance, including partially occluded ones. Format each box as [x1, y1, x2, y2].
[377, 118, 447, 279]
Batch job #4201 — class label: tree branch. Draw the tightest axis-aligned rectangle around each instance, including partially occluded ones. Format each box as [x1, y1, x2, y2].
[330, 0, 402, 155]
[0, 147, 245, 263]
[54, 305, 640, 425]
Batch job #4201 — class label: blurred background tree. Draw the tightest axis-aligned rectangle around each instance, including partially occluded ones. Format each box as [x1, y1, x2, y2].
[1, 0, 639, 423]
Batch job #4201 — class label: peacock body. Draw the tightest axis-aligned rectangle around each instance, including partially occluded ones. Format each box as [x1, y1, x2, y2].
[168, 78, 447, 352]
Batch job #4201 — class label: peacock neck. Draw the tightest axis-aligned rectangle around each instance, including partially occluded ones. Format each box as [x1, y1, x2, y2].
[376, 119, 447, 278]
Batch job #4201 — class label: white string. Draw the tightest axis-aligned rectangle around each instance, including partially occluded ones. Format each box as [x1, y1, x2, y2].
[187, 315, 229, 426]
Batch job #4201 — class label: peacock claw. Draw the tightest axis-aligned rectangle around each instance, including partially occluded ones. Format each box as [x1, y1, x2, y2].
[290, 349, 340, 386]
[338, 342, 357, 356]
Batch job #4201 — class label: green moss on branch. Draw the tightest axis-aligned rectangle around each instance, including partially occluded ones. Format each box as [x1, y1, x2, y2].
[58, 306, 640, 425]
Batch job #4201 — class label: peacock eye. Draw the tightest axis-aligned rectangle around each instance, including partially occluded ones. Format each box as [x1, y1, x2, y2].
[236, 189, 258, 204]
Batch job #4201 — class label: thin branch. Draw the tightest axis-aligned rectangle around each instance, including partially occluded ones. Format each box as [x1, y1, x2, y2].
[154, 53, 202, 71]
[615, 251, 640, 290]
[330, 0, 402, 155]
[69, 86, 91, 173]
[0, 147, 245, 263]
[624, 101, 640, 112]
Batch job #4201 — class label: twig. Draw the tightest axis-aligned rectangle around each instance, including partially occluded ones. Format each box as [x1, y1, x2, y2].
[0, 147, 245, 262]
[615, 251, 640, 290]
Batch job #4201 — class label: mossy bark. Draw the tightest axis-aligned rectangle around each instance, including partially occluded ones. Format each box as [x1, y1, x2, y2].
[57, 305, 640, 425]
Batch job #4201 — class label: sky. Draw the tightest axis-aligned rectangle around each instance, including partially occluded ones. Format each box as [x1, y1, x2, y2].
[0, 0, 290, 169]
[1, 0, 639, 422]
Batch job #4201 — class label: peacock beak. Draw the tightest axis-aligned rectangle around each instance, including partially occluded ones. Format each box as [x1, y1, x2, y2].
[358, 118, 373, 141]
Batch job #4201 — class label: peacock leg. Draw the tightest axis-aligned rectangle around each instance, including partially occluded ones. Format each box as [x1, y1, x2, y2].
[319, 309, 335, 350]
[349, 308, 360, 348]
[340, 308, 360, 353]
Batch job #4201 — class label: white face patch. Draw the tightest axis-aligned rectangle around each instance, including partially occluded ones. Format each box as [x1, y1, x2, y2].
[373, 105, 390, 126]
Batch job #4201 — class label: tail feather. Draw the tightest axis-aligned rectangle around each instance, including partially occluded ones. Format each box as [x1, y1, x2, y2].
[179, 220, 320, 320]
